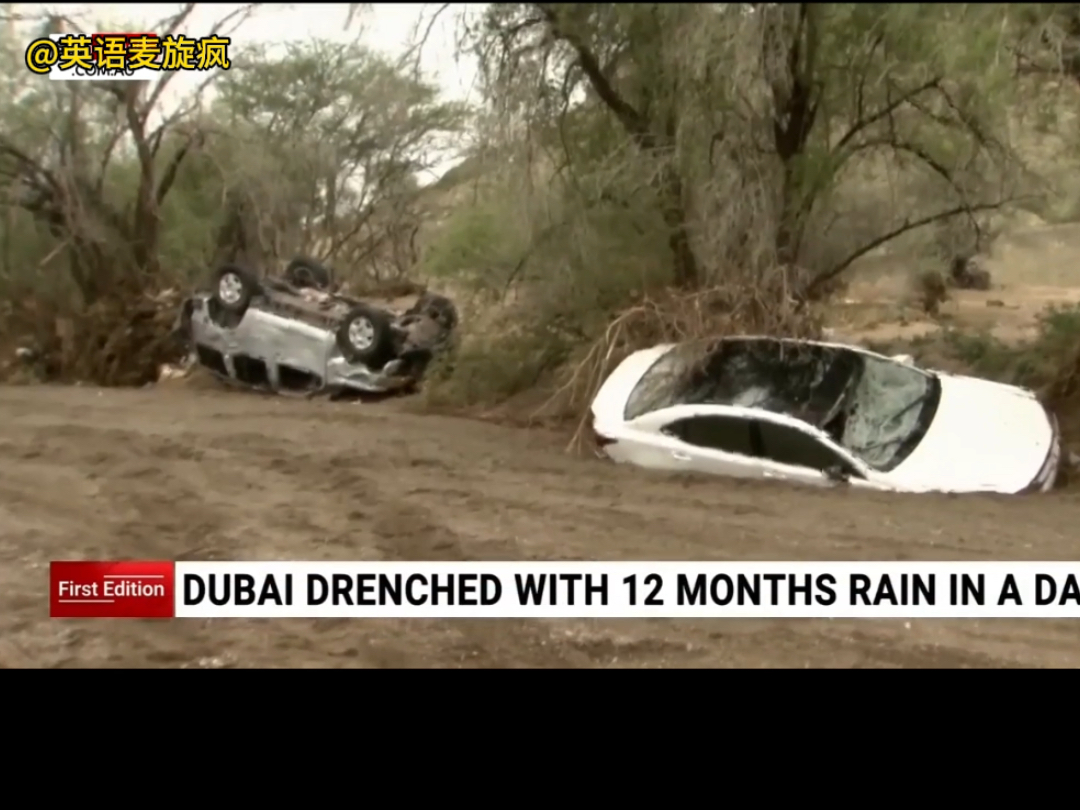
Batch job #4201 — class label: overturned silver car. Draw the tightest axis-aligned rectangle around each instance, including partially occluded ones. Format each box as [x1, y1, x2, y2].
[174, 258, 458, 396]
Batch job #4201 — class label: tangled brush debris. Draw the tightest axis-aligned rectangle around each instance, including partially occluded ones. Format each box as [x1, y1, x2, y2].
[1, 286, 188, 387]
[534, 279, 825, 452]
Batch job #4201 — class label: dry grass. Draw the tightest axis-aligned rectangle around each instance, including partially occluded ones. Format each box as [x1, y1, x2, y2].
[532, 281, 825, 452]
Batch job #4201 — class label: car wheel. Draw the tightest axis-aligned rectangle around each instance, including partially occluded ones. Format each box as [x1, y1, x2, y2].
[336, 305, 394, 366]
[285, 257, 332, 290]
[211, 265, 260, 315]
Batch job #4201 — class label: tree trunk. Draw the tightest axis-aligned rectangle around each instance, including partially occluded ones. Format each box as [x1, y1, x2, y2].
[658, 168, 700, 289]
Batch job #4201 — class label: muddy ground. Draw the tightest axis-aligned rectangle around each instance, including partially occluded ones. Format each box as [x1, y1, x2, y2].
[829, 220, 1080, 345]
[2, 384, 1080, 668]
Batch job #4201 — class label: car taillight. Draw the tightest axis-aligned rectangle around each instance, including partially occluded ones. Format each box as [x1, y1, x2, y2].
[588, 419, 616, 453]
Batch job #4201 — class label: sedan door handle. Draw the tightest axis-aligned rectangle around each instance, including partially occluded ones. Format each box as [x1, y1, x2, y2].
[672, 451, 691, 461]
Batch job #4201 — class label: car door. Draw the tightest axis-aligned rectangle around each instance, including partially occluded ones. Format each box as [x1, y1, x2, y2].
[628, 410, 767, 480]
[752, 418, 878, 488]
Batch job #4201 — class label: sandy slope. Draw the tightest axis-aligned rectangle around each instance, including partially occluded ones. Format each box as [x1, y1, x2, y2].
[1, 385, 1078, 668]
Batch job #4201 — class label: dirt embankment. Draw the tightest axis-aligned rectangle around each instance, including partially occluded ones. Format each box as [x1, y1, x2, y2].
[2, 385, 1080, 668]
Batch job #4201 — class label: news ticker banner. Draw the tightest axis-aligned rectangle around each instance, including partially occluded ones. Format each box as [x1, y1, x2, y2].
[49, 560, 1080, 619]
[25, 33, 232, 81]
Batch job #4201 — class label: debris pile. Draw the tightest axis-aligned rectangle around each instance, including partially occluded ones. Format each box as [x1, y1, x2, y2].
[1, 287, 187, 387]
[949, 255, 992, 291]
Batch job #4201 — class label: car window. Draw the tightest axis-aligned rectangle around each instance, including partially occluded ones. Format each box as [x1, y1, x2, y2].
[839, 355, 939, 472]
[757, 421, 857, 474]
[625, 348, 689, 420]
[663, 415, 756, 456]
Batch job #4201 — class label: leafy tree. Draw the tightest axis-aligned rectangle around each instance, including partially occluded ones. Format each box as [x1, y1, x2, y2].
[0, 3, 468, 384]
[462, 3, 1024, 297]
[211, 38, 469, 278]
[0, 3, 258, 302]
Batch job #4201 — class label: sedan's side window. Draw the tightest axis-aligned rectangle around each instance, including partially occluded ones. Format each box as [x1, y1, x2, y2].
[756, 421, 859, 475]
[662, 416, 756, 457]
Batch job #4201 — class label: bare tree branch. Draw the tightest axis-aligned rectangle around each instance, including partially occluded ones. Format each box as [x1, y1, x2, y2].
[803, 198, 1028, 300]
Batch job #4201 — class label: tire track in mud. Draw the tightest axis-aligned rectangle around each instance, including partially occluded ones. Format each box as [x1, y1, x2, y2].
[4, 385, 1080, 667]
[200, 432, 583, 667]
[0, 423, 243, 667]
[0, 426, 234, 560]
[1, 406, 570, 667]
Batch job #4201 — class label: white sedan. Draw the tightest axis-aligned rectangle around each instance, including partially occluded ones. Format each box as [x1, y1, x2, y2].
[588, 337, 1062, 495]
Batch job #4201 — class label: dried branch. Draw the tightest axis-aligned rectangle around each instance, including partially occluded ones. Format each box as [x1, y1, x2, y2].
[403, 2, 452, 80]
[803, 198, 1027, 300]
[534, 3, 653, 148]
[834, 77, 942, 153]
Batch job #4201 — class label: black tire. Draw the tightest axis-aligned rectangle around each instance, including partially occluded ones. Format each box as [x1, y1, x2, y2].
[335, 304, 395, 366]
[406, 292, 458, 329]
[285, 256, 332, 290]
[210, 264, 260, 315]
[397, 351, 435, 380]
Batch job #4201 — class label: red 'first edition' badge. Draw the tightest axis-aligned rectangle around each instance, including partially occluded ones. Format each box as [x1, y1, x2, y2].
[50, 561, 175, 618]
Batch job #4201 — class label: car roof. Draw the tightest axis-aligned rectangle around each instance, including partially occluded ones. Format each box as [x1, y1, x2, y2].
[684, 334, 901, 363]
[646, 335, 934, 378]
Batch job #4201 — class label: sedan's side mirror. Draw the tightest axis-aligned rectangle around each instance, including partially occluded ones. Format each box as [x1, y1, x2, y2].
[824, 464, 850, 484]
